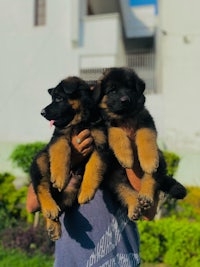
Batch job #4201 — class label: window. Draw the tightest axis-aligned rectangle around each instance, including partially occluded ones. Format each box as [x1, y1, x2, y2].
[34, 0, 46, 26]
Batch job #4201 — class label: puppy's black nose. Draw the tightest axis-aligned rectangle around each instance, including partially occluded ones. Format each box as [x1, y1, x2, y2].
[41, 109, 46, 117]
[120, 96, 130, 102]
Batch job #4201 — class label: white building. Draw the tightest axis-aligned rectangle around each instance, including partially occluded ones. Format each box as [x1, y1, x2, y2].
[0, 0, 199, 186]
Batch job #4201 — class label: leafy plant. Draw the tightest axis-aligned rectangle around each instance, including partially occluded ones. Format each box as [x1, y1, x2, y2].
[0, 244, 54, 267]
[0, 172, 28, 230]
[156, 150, 183, 218]
[138, 218, 200, 267]
[10, 142, 46, 174]
[0, 223, 54, 256]
[162, 151, 180, 176]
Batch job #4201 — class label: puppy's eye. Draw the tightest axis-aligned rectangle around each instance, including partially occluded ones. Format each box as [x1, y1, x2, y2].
[108, 90, 116, 94]
[55, 96, 63, 102]
[107, 85, 116, 94]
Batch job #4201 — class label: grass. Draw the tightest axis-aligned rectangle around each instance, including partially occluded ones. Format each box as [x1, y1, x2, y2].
[141, 264, 171, 267]
[0, 247, 171, 267]
[0, 247, 54, 267]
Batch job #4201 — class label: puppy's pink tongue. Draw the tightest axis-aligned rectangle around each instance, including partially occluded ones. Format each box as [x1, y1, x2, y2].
[50, 120, 55, 128]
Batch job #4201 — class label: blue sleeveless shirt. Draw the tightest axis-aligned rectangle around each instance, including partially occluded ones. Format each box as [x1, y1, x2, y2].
[54, 188, 140, 267]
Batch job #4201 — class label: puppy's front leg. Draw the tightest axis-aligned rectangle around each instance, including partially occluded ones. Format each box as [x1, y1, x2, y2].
[78, 150, 106, 204]
[36, 153, 61, 219]
[49, 137, 71, 191]
[109, 127, 134, 168]
[37, 179, 61, 220]
[108, 173, 140, 220]
[138, 172, 157, 210]
[135, 128, 159, 174]
[45, 218, 62, 241]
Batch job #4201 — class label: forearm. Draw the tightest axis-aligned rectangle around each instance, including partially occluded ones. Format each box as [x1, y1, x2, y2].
[26, 183, 40, 213]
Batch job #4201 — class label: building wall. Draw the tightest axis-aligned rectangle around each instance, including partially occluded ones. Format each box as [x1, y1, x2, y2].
[1, 0, 199, 186]
[158, 0, 200, 152]
[79, 13, 126, 68]
[0, 0, 126, 144]
[157, 0, 200, 185]
[0, 0, 126, 179]
[0, 0, 80, 143]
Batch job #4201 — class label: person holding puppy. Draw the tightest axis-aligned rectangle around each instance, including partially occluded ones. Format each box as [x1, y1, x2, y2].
[27, 129, 158, 267]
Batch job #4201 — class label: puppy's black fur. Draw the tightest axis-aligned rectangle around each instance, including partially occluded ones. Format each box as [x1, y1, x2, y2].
[30, 76, 108, 240]
[95, 67, 186, 220]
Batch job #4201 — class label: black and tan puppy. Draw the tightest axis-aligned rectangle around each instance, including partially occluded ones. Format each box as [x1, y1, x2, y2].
[95, 67, 186, 220]
[30, 76, 107, 240]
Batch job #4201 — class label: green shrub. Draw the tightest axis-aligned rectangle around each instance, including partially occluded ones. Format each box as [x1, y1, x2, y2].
[0, 172, 28, 230]
[138, 220, 164, 263]
[10, 142, 46, 174]
[158, 151, 183, 218]
[1, 223, 54, 256]
[163, 218, 200, 267]
[180, 186, 200, 217]
[162, 151, 180, 176]
[138, 218, 200, 267]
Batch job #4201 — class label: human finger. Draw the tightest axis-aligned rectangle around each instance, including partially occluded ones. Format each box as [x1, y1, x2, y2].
[77, 129, 91, 142]
[81, 145, 94, 157]
[72, 129, 91, 151]
[78, 136, 93, 153]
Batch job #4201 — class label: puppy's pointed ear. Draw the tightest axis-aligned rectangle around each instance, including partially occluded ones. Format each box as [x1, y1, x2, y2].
[61, 80, 78, 95]
[136, 77, 145, 95]
[48, 88, 53, 95]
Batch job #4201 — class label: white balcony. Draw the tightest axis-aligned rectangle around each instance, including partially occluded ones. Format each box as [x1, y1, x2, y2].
[79, 13, 126, 69]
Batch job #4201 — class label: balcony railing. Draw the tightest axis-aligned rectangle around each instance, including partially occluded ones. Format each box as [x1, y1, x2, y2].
[80, 50, 156, 94]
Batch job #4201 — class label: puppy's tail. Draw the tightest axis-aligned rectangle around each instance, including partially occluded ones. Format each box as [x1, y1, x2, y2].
[159, 175, 187, 199]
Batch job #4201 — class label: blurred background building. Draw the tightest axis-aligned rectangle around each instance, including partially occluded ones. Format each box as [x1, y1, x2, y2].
[0, 0, 199, 186]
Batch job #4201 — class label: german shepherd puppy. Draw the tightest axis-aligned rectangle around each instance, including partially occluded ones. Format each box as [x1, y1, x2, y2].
[30, 76, 107, 240]
[94, 67, 186, 220]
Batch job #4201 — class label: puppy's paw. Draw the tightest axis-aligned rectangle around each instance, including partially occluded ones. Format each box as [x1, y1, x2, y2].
[46, 220, 62, 241]
[42, 202, 61, 220]
[115, 147, 134, 168]
[141, 158, 159, 174]
[51, 175, 67, 192]
[128, 204, 142, 221]
[78, 189, 95, 205]
[138, 195, 154, 210]
[118, 157, 134, 169]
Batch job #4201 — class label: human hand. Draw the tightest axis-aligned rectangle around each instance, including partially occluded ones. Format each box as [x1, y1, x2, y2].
[72, 129, 93, 157]
[71, 129, 94, 167]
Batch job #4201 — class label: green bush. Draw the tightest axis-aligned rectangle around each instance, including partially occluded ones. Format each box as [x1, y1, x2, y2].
[162, 151, 180, 176]
[1, 223, 54, 256]
[138, 218, 200, 267]
[0, 172, 28, 230]
[10, 142, 46, 174]
[179, 186, 200, 219]
[137, 221, 163, 263]
[157, 150, 183, 218]
[138, 150, 199, 266]
[163, 219, 200, 267]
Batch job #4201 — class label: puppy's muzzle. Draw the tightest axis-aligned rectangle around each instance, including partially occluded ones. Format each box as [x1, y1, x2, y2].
[41, 109, 46, 117]
[120, 96, 130, 103]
